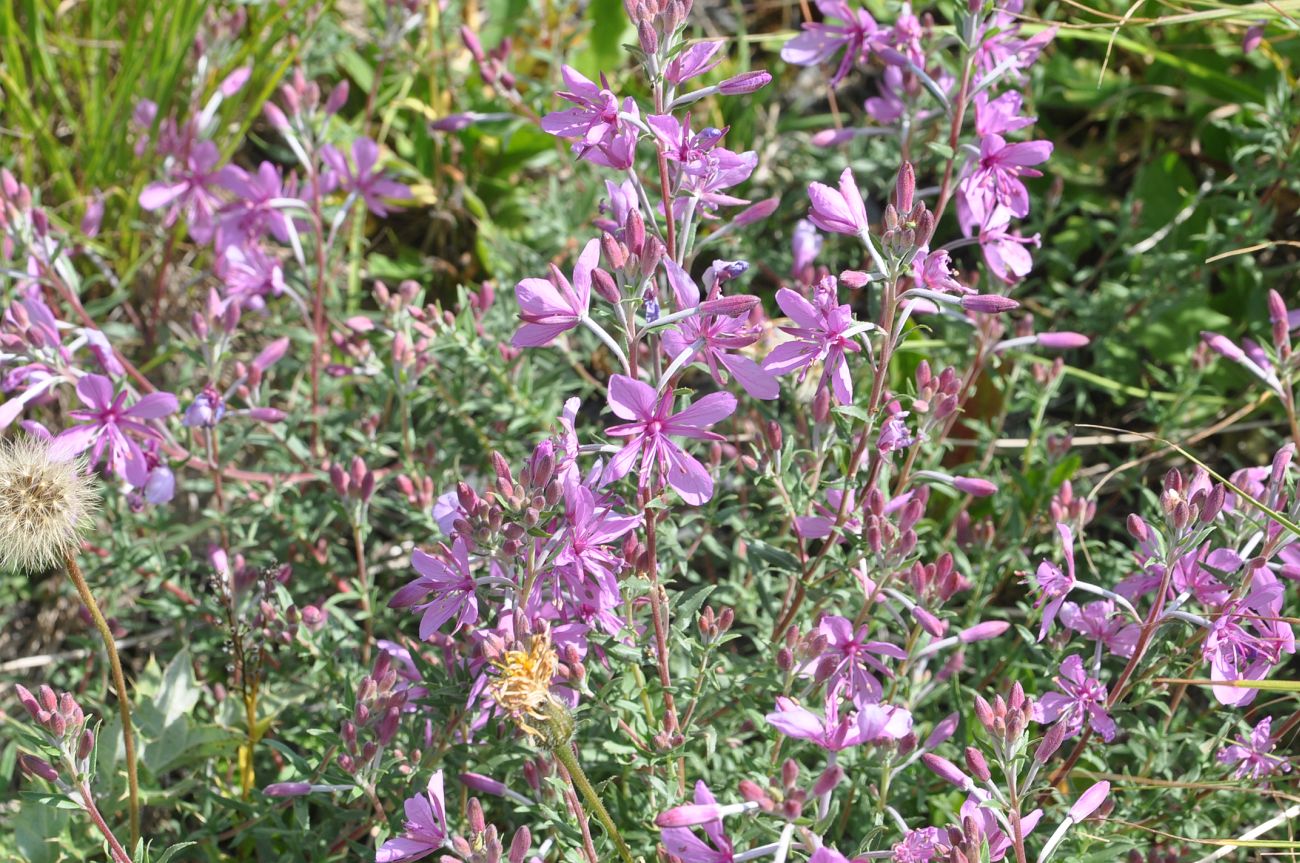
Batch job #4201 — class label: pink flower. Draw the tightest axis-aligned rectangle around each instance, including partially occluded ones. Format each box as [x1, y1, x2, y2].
[139, 140, 225, 243]
[766, 683, 911, 751]
[664, 41, 724, 84]
[1034, 654, 1116, 742]
[762, 279, 863, 405]
[964, 205, 1040, 284]
[376, 771, 448, 863]
[815, 615, 907, 702]
[54, 374, 178, 486]
[1032, 522, 1076, 642]
[959, 134, 1052, 219]
[780, 0, 882, 85]
[1202, 578, 1295, 706]
[512, 239, 598, 347]
[390, 538, 478, 638]
[1217, 717, 1292, 781]
[892, 826, 945, 862]
[540, 66, 639, 167]
[321, 138, 408, 217]
[660, 782, 734, 863]
[1059, 601, 1138, 658]
[602, 375, 736, 506]
[661, 260, 777, 400]
[807, 168, 870, 236]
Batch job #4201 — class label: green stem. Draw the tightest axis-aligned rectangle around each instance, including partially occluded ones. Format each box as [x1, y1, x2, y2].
[552, 742, 635, 863]
[66, 553, 140, 852]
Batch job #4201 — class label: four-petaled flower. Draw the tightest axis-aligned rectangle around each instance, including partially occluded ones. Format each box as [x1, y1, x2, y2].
[763, 278, 863, 405]
[391, 538, 478, 638]
[376, 770, 449, 863]
[660, 782, 735, 863]
[1032, 522, 1076, 642]
[602, 375, 736, 506]
[322, 138, 408, 217]
[1217, 717, 1292, 781]
[54, 374, 178, 487]
[1034, 654, 1116, 742]
[781, 0, 883, 85]
[512, 239, 598, 347]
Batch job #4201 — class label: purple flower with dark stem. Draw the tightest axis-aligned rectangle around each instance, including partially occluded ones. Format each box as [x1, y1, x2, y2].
[1059, 600, 1138, 658]
[1034, 654, 1117, 742]
[512, 239, 597, 348]
[1217, 717, 1292, 781]
[1032, 522, 1076, 642]
[958, 134, 1053, 219]
[376, 770, 448, 863]
[780, 0, 883, 85]
[960, 794, 1043, 862]
[601, 375, 736, 506]
[660, 782, 735, 863]
[816, 615, 908, 702]
[54, 374, 178, 486]
[660, 260, 777, 400]
[762, 278, 865, 405]
[1171, 544, 1240, 607]
[321, 138, 408, 217]
[679, 147, 758, 216]
[390, 538, 478, 638]
[647, 115, 728, 166]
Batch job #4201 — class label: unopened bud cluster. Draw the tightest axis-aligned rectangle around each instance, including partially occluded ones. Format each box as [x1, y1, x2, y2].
[14, 684, 96, 784]
[338, 653, 409, 777]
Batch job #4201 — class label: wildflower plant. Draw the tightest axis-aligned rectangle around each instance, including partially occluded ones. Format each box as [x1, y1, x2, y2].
[2, 1, 1298, 863]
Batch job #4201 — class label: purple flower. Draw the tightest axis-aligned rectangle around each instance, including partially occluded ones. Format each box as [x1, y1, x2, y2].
[555, 477, 641, 594]
[660, 782, 734, 863]
[1059, 601, 1138, 658]
[376, 771, 448, 863]
[815, 615, 907, 702]
[963, 204, 1040, 284]
[602, 375, 736, 506]
[974, 91, 1036, 137]
[791, 219, 823, 279]
[541, 66, 639, 167]
[960, 794, 1043, 862]
[661, 260, 777, 400]
[1217, 717, 1292, 781]
[322, 138, 408, 217]
[766, 684, 911, 751]
[780, 0, 882, 85]
[1032, 522, 1076, 642]
[512, 239, 597, 347]
[762, 279, 863, 405]
[390, 538, 478, 638]
[216, 161, 294, 252]
[54, 374, 178, 486]
[665, 41, 724, 84]
[892, 827, 945, 862]
[1202, 579, 1295, 706]
[958, 134, 1052, 220]
[1035, 654, 1117, 742]
[807, 168, 870, 236]
[139, 140, 225, 243]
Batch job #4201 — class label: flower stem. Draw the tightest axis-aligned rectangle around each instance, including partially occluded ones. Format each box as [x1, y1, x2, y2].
[66, 552, 140, 852]
[552, 742, 635, 863]
[78, 781, 133, 863]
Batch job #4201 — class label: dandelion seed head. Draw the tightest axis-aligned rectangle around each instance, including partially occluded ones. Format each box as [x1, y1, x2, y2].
[0, 436, 98, 573]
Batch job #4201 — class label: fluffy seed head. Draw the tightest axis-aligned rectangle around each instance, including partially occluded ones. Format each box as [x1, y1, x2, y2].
[488, 628, 562, 741]
[0, 437, 99, 573]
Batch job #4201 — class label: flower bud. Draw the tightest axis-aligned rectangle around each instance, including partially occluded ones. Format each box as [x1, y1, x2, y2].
[921, 753, 970, 790]
[264, 781, 314, 797]
[719, 70, 772, 95]
[895, 162, 915, 213]
[964, 747, 991, 783]
[1068, 781, 1110, 822]
[961, 294, 1019, 313]
[1034, 720, 1066, 763]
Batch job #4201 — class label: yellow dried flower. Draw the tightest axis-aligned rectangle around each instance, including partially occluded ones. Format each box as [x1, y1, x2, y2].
[0, 436, 99, 573]
[488, 629, 567, 742]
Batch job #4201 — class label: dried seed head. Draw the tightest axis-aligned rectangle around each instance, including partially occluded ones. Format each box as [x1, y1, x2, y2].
[0, 437, 99, 573]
